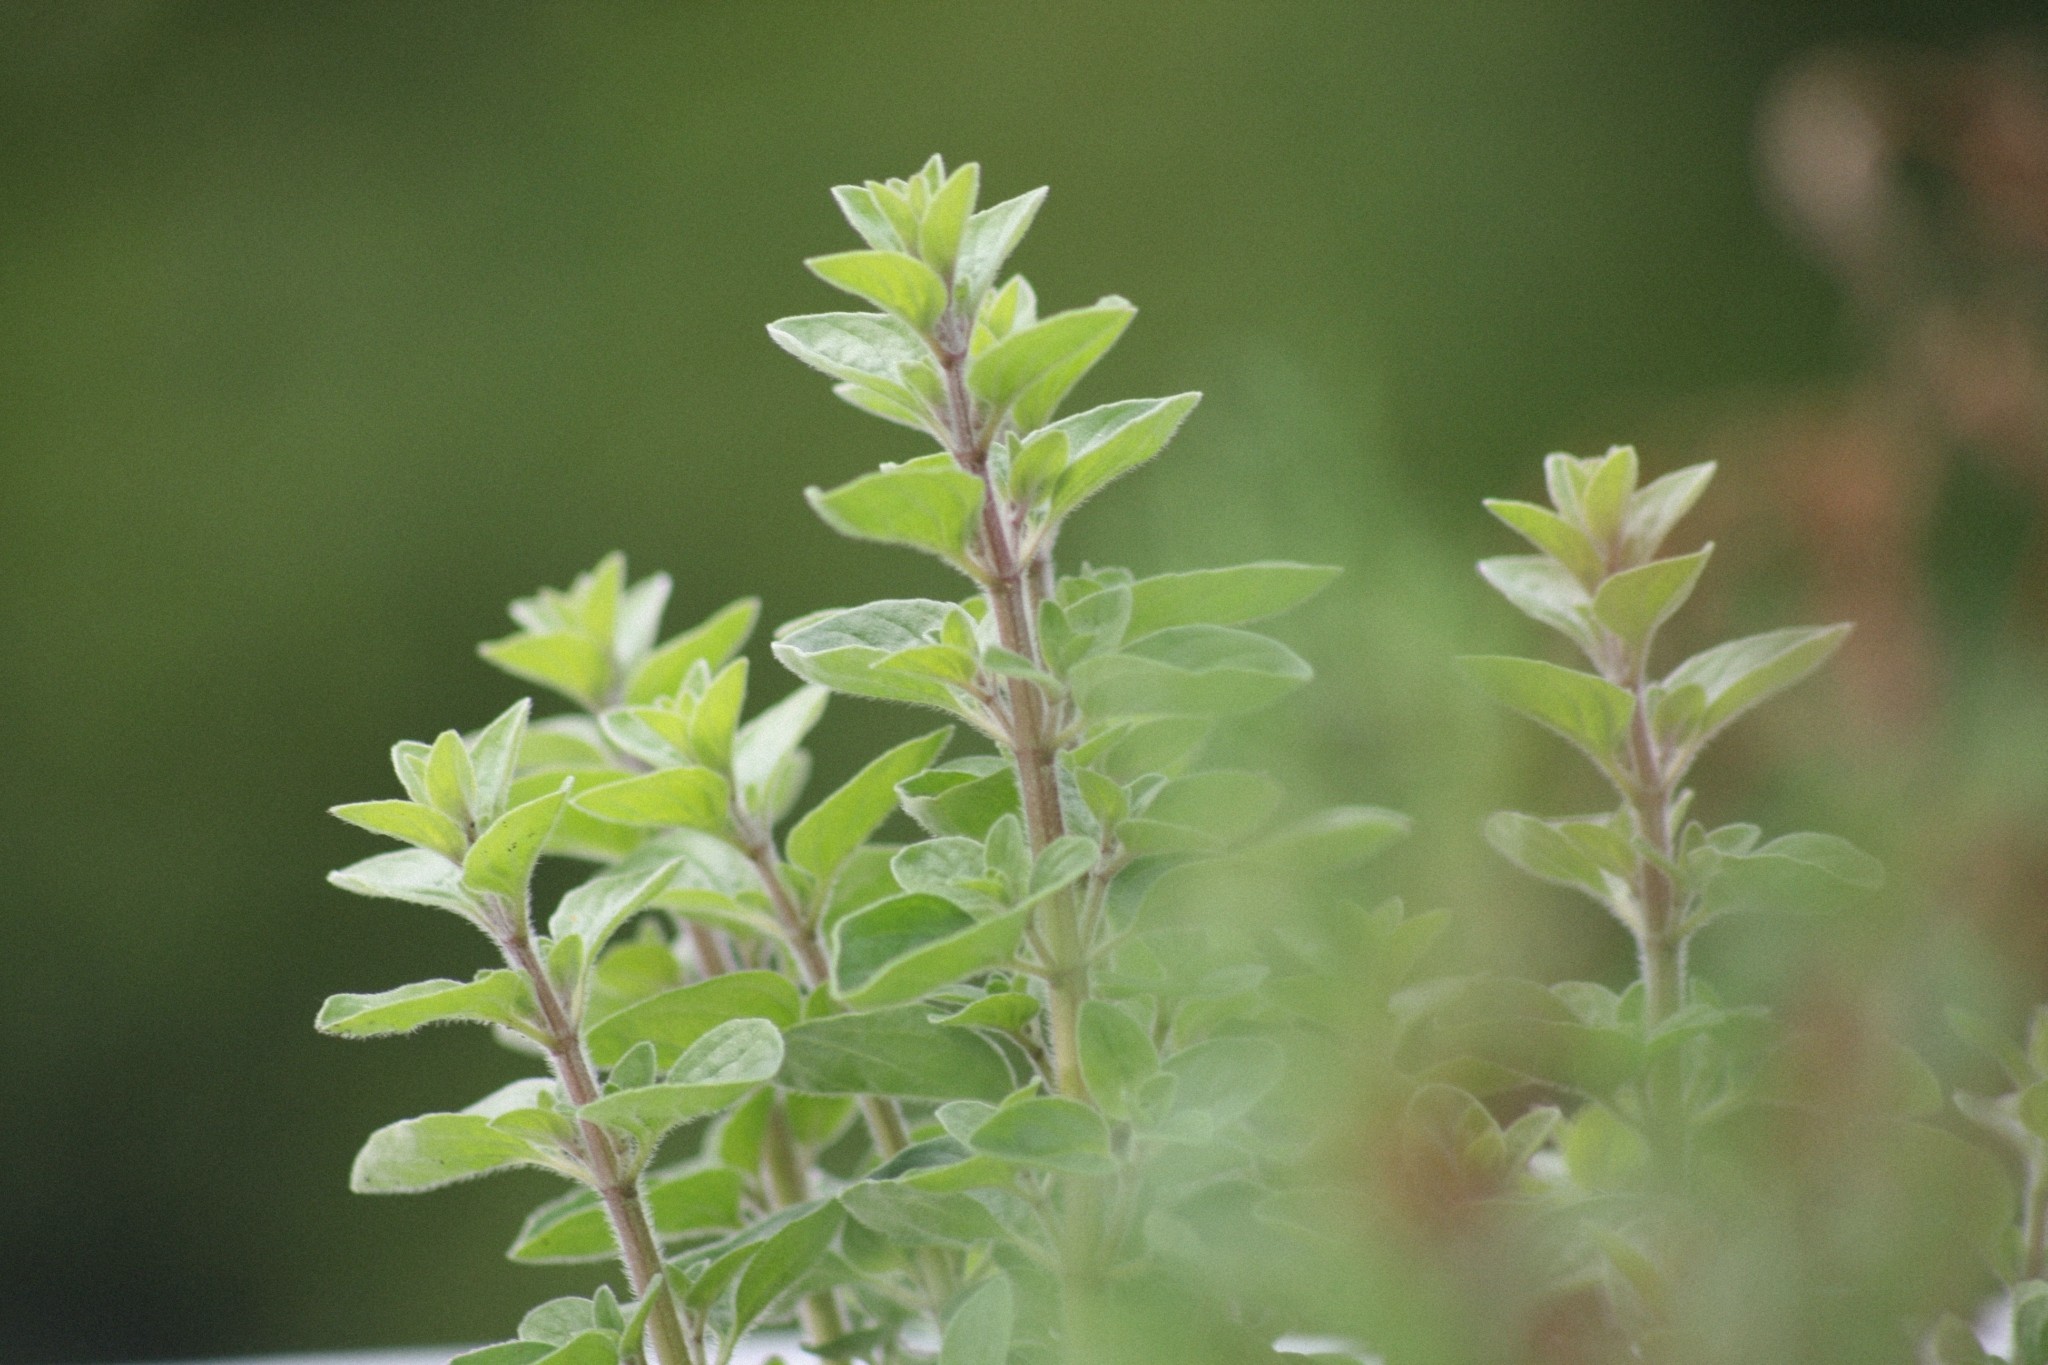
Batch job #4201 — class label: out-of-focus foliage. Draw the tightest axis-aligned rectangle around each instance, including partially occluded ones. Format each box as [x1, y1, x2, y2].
[3, 2, 2047, 1363]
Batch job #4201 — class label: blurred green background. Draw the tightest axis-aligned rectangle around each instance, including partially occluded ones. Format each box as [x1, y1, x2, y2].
[3, 1, 2044, 1360]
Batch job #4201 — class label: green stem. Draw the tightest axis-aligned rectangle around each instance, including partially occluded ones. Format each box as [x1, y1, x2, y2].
[762, 1101, 849, 1349]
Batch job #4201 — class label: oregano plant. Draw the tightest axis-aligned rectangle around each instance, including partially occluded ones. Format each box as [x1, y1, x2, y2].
[321, 157, 1398, 1365]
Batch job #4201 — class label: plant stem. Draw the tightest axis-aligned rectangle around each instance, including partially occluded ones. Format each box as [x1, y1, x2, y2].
[495, 919, 695, 1365]
[2023, 1155, 2048, 1282]
[1624, 679, 1686, 1177]
[762, 1101, 849, 1348]
[935, 344, 1091, 1102]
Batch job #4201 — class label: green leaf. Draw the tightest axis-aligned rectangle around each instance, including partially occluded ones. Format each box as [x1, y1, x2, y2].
[1927, 1314, 1996, 1365]
[1047, 393, 1201, 519]
[1165, 1036, 1286, 1128]
[935, 991, 1041, 1031]
[1241, 806, 1411, 872]
[832, 183, 904, 253]
[1591, 547, 1711, 652]
[1484, 811, 1624, 907]
[328, 848, 481, 919]
[1069, 625, 1312, 718]
[968, 299, 1134, 422]
[732, 682, 830, 817]
[1578, 445, 1638, 544]
[350, 1108, 547, 1194]
[807, 455, 985, 566]
[768, 311, 926, 389]
[1662, 624, 1851, 742]
[625, 597, 760, 705]
[789, 728, 953, 880]
[1459, 656, 1634, 765]
[940, 1275, 1014, 1365]
[968, 1096, 1114, 1175]
[572, 767, 731, 834]
[331, 799, 469, 863]
[899, 761, 1021, 839]
[547, 858, 683, 956]
[807, 250, 947, 330]
[425, 729, 478, 824]
[954, 187, 1046, 299]
[780, 1005, 1015, 1101]
[463, 781, 572, 898]
[833, 897, 1032, 1010]
[839, 1179, 1004, 1246]
[1079, 1000, 1158, 1122]
[1123, 561, 1338, 641]
[468, 698, 533, 826]
[450, 1344, 550, 1365]
[1484, 498, 1605, 585]
[919, 162, 979, 278]
[732, 1202, 845, 1339]
[479, 632, 612, 711]
[1476, 556, 1594, 649]
[317, 970, 534, 1038]
[579, 1019, 785, 1144]
[587, 971, 802, 1068]
[774, 599, 971, 714]
[1620, 461, 1714, 563]
[2019, 1281, 2048, 1365]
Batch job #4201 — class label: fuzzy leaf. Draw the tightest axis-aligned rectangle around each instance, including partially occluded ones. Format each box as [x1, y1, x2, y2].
[328, 848, 480, 919]
[969, 1097, 1114, 1175]
[331, 799, 469, 863]
[807, 250, 947, 330]
[807, 456, 985, 565]
[1047, 393, 1201, 519]
[1079, 1001, 1158, 1122]
[790, 727, 953, 880]
[968, 300, 1134, 423]
[579, 1019, 784, 1144]
[478, 633, 612, 712]
[955, 188, 1046, 299]
[1663, 625, 1850, 742]
[773, 600, 968, 713]
[1591, 547, 1711, 652]
[1460, 655, 1634, 764]
[1069, 625, 1311, 719]
[1483, 498, 1605, 584]
[587, 971, 802, 1069]
[833, 898, 1032, 1009]
[1123, 561, 1338, 641]
[767, 311, 926, 389]
[780, 1005, 1015, 1101]
[940, 1276, 1014, 1365]
[732, 1202, 845, 1339]
[548, 858, 683, 956]
[572, 767, 731, 834]
[463, 781, 571, 898]
[625, 598, 760, 706]
[318, 970, 534, 1039]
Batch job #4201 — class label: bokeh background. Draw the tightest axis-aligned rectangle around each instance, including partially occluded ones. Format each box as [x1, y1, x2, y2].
[3, 1, 2046, 1360]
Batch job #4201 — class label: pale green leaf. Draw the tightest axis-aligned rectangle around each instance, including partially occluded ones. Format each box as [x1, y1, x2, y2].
[807, 250, 947, 330]
[331, 799, 468, 863]
[1591, 547, 1711, 652]
[789, 727, 954, 880]
[919, 162, 979, 277]
[349, 1112, 545, 1194]
[1476, 555, 1594, 648]
[328, 848, 481, 919]
[767, 311, 926, 389]
[1079, 1000, 1158, 1122]
[1047, 393, 1201, 519]
[587, 971, 801, 1068]
[732, 1201, 845, 1338]
[463, 781, 572, 898]
[954, 187, 1046, 299]
[940, 1275, 1014, 1365]
[807, 455, 985, 564]
[572, 766, 731, 834]
[1621, 461, 1715, 563]
[467, 698, 533, 826]
[967, 299, 1134, 418]
[1663, 624, 1851, 742]
[478, 632, 612, 711]
[1459, 655, 1635, 764]
[547, 857, 683, 955]
[1069, 625, 1311, 719]
[579, 1019, 784, 1144]
[317, 970, 534, 1038]
[773, 599, 969, 714]
[1484, 498, 1605, 585]
[832, 896, 1031, 1009]
[1123, 560, 1337, 641]
[625, 597, 760, 705]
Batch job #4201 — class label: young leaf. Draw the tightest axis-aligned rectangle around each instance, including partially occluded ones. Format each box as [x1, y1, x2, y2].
[1662, 624, 1851, 743]
[807, 250, 947, 331]
[767, 311, 926, 389]
[968, 1096, 1115, 1175]
[547, 857, 684, 956]
[1459, 656, 1635, 765]
[463, 780, 572, 899]
[478, 633, 612, 712]
[328, 848, 482, 920]
[780, 1005, 1015, 1100]
[1123, 561, 1339, 641]
[967, 300, 1134, 420]
[940, 1276, 1014, 1365]
[773, 599, 972, 714]
[317, 970, 535, 1039]
[954, 187, 1047, 300]
[1484, 498, 1605, 585]
[330, 799, 469, 863]
[732, 682, 830, 812]
[807, 455, 985, 566]
[1476, 556, 1594, 650]
[467, 698, 533, 826]
[789, 727, 953, 880]
[1483, 811, 1620, 907]
[572, 767, 731, 834]
[919, 161, 979, 278]
[625, 597, 760, 705]
[1047, 393, 1201, 519]
[1620, 461, 1715, 564]
[1591, 547, 1711, 653]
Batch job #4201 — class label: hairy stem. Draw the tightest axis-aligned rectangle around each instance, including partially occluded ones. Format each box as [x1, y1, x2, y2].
[1624, 675, 1686, 1177]
[496, 919, 694, 1365]
[936, 345, 1091, 1101]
